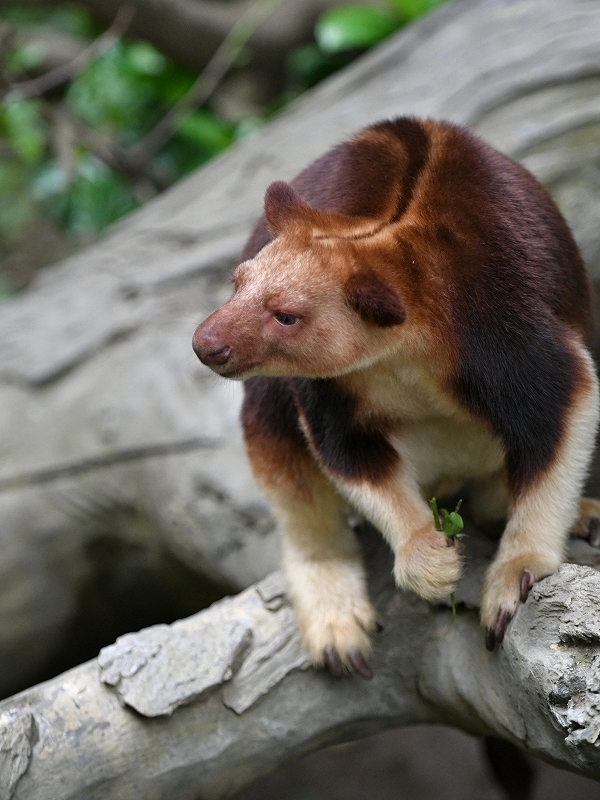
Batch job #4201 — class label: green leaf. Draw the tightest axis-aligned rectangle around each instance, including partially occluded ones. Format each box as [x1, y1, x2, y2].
[126, 42, 167, 76]
[387, 0, 448, 22]
[67, 41, 154, 131]
[7, 43, 46, 72]
[0, 7, 96, 37]
[41, 155, 138, 235]
[176, 110, 234, 153]
[285, 43, 355, 92]
[1, 99, 46, 164]
[428, 497, 442, 531]
[150, 68, 195, 106]
[442, 511, 464, 536]
[315, 5, 400, 53]
[429, 496, 464, 537]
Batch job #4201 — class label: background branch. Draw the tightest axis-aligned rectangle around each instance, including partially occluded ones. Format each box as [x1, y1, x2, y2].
[0, 0, 355, 76]
[3, 4, 134, 101]
[126, 0, 284, 169]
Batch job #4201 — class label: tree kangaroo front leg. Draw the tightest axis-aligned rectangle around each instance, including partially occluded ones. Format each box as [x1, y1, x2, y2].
[331, 463, 464, 601]
[481, 347, 599, 648]
[242, 378, 377, 676]
[268, 471, 377, 677]
[289, 379, 464, 605]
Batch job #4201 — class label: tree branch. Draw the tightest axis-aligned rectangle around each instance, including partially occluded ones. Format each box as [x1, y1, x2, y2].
[2, 527, 600, 799]
[12, 0, 286, 189]
[0, 0, 347, 75]
[3, 5, 135, 101]
[125, 0, 284, 170]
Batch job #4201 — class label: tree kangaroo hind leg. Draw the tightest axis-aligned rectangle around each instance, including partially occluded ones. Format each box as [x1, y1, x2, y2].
[481, 346, 600, 648]
[571, 496, 600, 546]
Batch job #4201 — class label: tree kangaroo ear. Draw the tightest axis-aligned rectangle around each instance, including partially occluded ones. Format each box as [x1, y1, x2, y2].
[264, 180, 384, 239]
[345, 272, 406, 327]
[264, 181, 311, 237]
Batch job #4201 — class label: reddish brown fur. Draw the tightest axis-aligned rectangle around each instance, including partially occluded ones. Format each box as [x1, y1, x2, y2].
[193, 117, 598, 666]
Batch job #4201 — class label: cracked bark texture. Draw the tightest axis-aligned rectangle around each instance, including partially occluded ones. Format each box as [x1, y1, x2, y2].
[3, 528, 600, 800]
[1, 0, 600, 785]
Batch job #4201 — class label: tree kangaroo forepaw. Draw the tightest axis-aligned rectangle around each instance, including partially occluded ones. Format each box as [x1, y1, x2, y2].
[395, 526, 463, 600]
[482, 561, 551, 650]
[299, 599, 377, 679]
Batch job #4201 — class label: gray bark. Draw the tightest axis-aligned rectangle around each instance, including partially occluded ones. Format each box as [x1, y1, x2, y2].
[2, 528, 600, 800]
[2, 0, 600, 792]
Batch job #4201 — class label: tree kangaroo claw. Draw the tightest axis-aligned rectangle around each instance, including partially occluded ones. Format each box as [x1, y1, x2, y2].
[519, 569, 534, 603]
[348, 649, 373, 679]
[324, 647, 344, 678]
[494, 608, 512, 644]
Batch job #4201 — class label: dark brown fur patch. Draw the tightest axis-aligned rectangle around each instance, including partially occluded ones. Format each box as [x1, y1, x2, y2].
[240, 118, 431, 261]
[291, 378, 399, 483]
[371, 117, 429, 222]
[345, 271, 406, 327]
[242, 376, 317, 501]
[415, 123, 591, 495]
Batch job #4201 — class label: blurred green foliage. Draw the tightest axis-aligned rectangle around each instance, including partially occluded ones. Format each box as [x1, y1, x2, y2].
[0, 0, 450, 296]
[0, 4, 238, 262]
[315, 5, 399, 53]
[285, 0, 448, 92]
[0, 5, 95, 36]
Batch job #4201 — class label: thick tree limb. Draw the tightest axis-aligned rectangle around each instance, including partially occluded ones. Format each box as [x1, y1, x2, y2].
[2, 528, 600, 799]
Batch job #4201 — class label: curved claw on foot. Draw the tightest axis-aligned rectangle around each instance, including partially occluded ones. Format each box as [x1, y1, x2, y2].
[348, 649, 373, 679]
[494, 608, 512, 644]
[519, 569, 534, 603]
[324, 647, 344, 678]
[323, 647, 373, 679]
[588, 518, 600, 548]
[485, 608, 512, 651]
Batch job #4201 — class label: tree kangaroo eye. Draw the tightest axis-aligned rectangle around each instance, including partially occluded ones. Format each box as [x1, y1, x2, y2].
[274, 312, 300, 326]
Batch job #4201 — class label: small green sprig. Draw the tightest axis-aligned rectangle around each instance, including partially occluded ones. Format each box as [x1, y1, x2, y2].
[428, 497, 465, 621]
